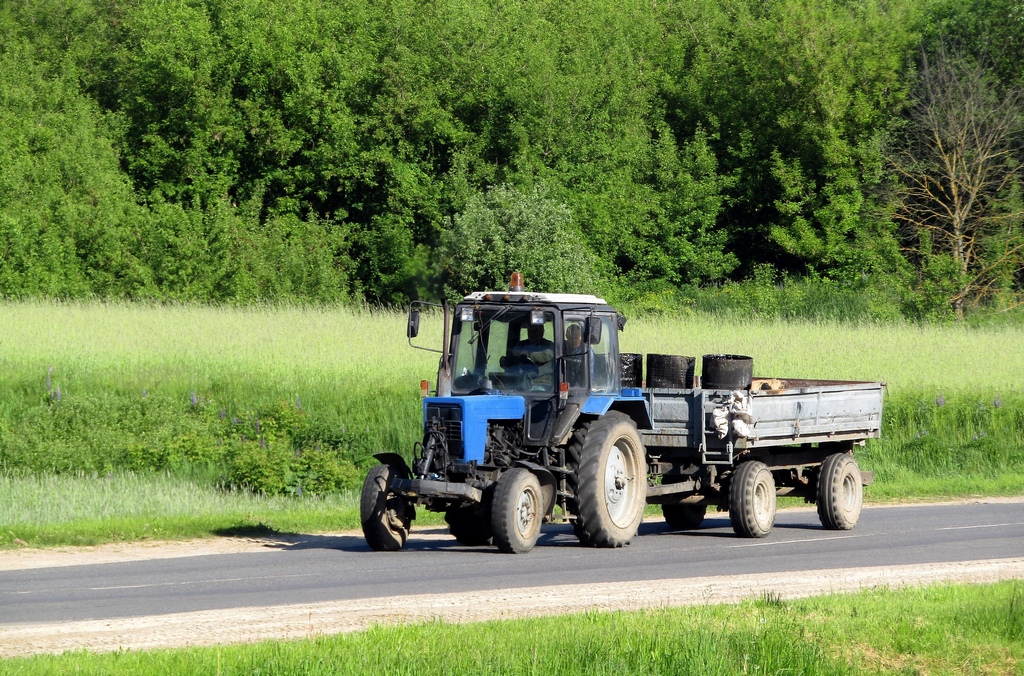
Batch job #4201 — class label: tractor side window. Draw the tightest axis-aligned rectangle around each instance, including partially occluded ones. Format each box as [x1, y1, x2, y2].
[563, 317, 588, 390]
[590, 316, 618, 393]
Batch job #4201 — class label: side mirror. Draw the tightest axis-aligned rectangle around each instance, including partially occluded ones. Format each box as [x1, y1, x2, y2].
[586, 317, 603, 344]
[407, 308, 421, 339]
[617, 315, 627, 331]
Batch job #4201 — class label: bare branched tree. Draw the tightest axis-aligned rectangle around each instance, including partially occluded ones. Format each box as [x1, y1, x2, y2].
[888, 45, 1024, 318]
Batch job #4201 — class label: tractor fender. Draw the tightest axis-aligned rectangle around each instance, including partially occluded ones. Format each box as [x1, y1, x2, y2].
[582, 396, 653, 430]
[512, 461, 558, 521]
[373, 452, 411, 479]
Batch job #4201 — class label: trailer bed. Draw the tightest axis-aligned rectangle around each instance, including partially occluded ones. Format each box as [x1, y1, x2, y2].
[640, 378, 884, 452]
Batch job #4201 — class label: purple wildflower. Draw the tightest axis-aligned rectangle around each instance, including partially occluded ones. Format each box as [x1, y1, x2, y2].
[190, 391, 198, 407]
[46, 367, 52, 392]
[994, 397, 1002, 409]
[935, 395, 945, 407]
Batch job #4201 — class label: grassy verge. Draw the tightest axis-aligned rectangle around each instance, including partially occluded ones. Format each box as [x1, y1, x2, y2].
[3, 581, 1022, 673]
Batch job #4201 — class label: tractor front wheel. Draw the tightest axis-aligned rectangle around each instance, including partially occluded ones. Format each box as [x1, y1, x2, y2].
[491, 469, 543, 554]
[360, 464, 413, 551]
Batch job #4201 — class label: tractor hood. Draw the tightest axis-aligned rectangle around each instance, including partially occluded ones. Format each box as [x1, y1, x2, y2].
[423, 395, 526, 464]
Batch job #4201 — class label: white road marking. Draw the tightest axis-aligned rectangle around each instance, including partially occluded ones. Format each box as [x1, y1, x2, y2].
[727, 534, 859, 548]
[937, 522, 1024, 531]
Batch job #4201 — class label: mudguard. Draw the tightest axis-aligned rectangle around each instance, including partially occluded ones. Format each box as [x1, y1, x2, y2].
[513, 460, 558, 521]
[373, 452, 411, 478]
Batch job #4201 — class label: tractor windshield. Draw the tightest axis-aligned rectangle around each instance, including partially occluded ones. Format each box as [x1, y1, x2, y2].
[451, 307, 556, 395]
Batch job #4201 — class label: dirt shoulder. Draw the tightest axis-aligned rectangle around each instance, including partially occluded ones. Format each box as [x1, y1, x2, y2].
[3, 557, 1024, 657]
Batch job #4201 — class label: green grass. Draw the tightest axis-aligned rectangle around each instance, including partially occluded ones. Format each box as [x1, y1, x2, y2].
[1, 300, 1022, 548]
[3, 581, 1022, 673]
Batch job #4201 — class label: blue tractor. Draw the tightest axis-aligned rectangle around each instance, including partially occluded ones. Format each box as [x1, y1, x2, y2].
[361, 273, 650, 553]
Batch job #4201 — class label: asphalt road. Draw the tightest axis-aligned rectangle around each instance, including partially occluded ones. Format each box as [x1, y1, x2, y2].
[3, 501, 1022, 625]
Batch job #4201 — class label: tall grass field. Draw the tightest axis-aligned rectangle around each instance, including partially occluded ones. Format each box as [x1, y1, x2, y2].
[1, 301, 1022, 546]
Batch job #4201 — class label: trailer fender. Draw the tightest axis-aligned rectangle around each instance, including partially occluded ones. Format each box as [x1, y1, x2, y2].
[373, 452, 411, 479]
[513, 461, 558, 521]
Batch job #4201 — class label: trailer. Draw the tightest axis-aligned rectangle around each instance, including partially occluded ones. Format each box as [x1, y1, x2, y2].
[360, 274, 883, 553]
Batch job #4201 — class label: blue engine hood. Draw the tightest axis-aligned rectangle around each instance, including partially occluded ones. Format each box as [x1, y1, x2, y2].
[424, 395, 526, 463]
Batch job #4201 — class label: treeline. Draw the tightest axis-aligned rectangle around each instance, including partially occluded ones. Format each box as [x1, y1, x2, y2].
[1, 0, 1021, 317]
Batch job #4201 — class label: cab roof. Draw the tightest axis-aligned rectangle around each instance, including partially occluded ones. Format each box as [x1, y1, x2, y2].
[462, 291, 608, 305]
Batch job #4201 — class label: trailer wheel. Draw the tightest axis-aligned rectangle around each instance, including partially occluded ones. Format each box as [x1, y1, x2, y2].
[360, 464, 413, 551]
[729, 461, 776, 538]
[660, 476, 706, 530]
[663, 503, 707, 530]
[445, 505, 494, 546]
[575, 413, 646, 548]
[817, 453, 863, 530]
[492, 468, 543, 554]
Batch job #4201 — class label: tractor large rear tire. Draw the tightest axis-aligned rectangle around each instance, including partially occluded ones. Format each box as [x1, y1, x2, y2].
[817, 453, 863, 530]
[360, 464, 413, 551]
[729, 461, 776, 538]
[446, 505, 493, 546]
[575, 413, 646, 548]
[491, 468, 543, 554]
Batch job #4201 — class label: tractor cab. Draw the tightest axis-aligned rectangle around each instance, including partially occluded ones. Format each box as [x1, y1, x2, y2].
[406, 273, 629, 454]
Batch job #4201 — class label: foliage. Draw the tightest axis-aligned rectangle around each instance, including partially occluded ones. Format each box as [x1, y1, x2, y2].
[886, 45, 1024, 319]
[440, 183, 596, 297]
[2, 0, 1020, 313]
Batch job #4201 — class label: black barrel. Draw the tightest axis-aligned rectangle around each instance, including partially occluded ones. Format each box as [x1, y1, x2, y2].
[701, 354, 754, 390]
[647, 354, 696, 389]
[620, 353, 644, 388]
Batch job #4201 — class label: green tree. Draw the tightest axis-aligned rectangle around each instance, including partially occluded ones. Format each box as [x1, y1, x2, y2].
[440, 184, 596, 297]
[0, 22, 148, 298]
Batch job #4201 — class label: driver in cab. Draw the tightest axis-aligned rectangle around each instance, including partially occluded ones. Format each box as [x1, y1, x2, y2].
[500, 323, 554, 370]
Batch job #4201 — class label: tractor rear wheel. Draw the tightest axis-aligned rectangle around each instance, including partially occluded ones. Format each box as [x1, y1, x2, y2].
[445, 505, 493, 546]
[360, 464, 413, 551]
[816, 453, 863, 530]
[729, 461, 776, 538]
[491, 468, 543, 554]
[575, 413, 646, 547]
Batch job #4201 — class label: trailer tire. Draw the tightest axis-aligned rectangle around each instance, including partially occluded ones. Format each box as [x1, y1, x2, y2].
[663, 503, 707, 530]
[817, 453, 863, 530]
[575, 413, 646, 548]
[445, 505, 493, 546]
[660, 476, 706, 530]
[491, 468, 543, 554]
[729, 461, 776, 538]
[360, 464, 413, 551]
